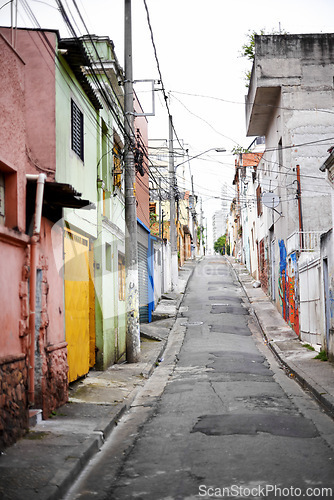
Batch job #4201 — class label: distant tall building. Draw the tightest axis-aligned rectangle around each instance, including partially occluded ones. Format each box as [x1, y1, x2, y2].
[221, 183, 229, 221]
[212, 210, 226, 244]
[212, 183, 230, 244]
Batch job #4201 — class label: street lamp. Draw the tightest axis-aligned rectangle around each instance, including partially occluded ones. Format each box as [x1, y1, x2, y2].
[168, 144, 226, 289]
[174, 147, 226, 170]
[178, 148, 225, 258]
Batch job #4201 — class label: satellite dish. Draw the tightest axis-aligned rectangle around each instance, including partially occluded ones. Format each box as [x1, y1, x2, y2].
[262, 192, 280, 209]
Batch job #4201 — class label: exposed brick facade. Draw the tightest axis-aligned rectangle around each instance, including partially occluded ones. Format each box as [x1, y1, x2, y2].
[0, 355, 28, 451]
[42, 344, 69, 418]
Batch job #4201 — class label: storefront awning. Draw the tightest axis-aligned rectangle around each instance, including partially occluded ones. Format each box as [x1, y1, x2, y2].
[26, 179, 94, 224]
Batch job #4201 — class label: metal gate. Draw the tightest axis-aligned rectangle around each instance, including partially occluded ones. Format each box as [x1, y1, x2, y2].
[299, 257, 321, 345]
[64, 228, 94, 382]
[138, 243, 149, 323]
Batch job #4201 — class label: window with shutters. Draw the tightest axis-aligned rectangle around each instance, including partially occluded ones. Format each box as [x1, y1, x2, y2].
[71, 99, 84, 161]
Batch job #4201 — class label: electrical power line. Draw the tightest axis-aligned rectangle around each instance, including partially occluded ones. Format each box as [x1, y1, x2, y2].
[142, 0, 185, 153]
[169, 90, 334, 116]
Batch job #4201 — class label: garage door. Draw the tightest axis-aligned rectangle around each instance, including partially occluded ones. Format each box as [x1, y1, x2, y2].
[138, 243, 149, 323]
[64, 228, 93, 382]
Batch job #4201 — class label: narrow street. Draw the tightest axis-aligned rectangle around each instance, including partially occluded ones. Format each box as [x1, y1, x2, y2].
[66, 257, 334, 500]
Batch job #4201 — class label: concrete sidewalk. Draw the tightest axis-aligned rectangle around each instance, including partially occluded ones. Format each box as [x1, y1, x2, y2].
[227, 256, 334, 418]
[3, 255, 334, 500]
[0, 261, 196, 500]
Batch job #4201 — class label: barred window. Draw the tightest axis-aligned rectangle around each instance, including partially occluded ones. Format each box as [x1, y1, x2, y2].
[71, 99, 84, 161]
[113, 143, 122, 190]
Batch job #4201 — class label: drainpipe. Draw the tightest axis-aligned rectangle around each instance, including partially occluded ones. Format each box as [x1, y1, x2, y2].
[26, 173, 46, 405]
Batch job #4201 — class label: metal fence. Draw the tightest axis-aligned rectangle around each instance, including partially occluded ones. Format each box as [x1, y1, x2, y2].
[287, 231, 322, 254]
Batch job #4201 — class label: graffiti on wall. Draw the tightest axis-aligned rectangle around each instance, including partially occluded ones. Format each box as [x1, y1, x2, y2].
[278, 240, 288, 322]
[288, 252, 299, 336]
[278, 240, 300, 336]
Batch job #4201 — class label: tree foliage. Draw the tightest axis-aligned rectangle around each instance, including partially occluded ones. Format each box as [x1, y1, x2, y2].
[214, 235, 228, 255]
[241, 29, 287, 86]
[231, 145, 251, 155]
[241, 30, 265, 61]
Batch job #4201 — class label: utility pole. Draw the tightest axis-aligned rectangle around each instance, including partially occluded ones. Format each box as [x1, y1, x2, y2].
[124, 0, 140, 362]
[199, 197, 204, 256]
[161, 209, 165, 294]
[158, 177, 162, 239]
[190, 174, 195, 259]
[169, 115, 178, 290]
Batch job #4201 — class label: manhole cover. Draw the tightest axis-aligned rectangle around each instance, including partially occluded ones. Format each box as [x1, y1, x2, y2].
[211, 304, 248, 315]
[180, 321, 203, 326]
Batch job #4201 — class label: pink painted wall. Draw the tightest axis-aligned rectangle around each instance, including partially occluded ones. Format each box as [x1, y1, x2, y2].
[0, 33, 27, 232]
[0, 241, 27, 356]
[39, 219, 65, 345]
[0, 28, 57, 179]
[0, 28, 68, 441]
[0, 29, 64, 353]
[0, 33, 29, 357]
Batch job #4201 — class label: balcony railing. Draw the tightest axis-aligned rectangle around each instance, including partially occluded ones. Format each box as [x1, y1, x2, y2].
[286, 231, 322, 254]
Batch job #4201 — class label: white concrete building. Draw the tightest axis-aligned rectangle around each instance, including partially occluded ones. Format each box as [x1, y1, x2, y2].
[245, 33, 334, 346]
[319, 149, 334, 359]
[212, 210, 226, 245]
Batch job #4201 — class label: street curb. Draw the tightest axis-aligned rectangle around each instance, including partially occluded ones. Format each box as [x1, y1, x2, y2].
[140, 263, 195, 377]
[34, 344, 165, 500]
[225, 257, 334, 420]
[46, 356, 163, 500]
[96, 404, 128, 440]
[141, 341, 168, 379]
[48, 435, 103, 500]
[266, 338, 334, 418]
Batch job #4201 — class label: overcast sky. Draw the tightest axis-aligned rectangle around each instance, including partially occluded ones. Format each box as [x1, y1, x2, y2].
[1, 0, 334, 249]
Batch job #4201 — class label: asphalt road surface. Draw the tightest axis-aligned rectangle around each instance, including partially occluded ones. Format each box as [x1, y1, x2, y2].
[65, 257, 334, 500]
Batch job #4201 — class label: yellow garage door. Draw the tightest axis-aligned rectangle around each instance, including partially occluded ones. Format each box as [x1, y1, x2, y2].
[64, 228, 92, 382]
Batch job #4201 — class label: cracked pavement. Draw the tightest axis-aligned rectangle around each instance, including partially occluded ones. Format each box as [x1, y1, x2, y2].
[65, 256, 334, 500]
